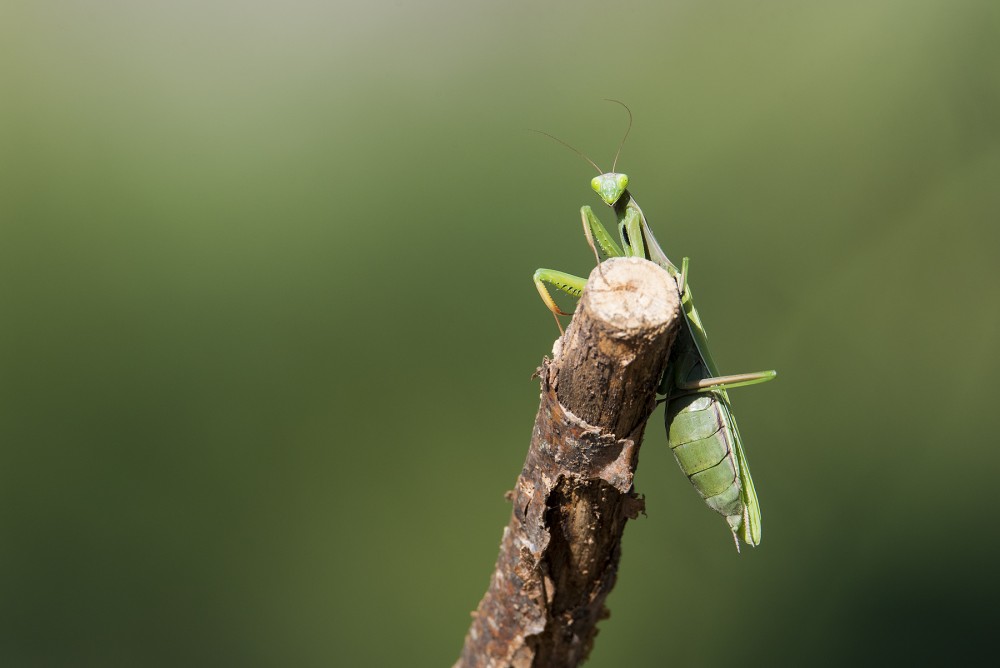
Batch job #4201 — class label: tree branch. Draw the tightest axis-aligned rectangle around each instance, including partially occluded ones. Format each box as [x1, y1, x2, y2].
[456, 257, 681, 668]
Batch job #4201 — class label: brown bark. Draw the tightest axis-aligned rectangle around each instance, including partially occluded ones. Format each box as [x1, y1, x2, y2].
[456, 257, 681, 668]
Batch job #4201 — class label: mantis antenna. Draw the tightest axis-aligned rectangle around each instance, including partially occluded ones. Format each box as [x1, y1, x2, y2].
[529, 129, 603, 175]
[604, 98, 633, 173]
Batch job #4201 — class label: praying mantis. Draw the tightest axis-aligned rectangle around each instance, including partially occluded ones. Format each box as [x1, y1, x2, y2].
[532, 103, 776, 550]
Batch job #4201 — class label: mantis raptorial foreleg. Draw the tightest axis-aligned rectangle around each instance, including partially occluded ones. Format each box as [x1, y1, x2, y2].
[532, 269, 587, 333]
[534, 207, 624, 333]
[581, 206, 623, 261]
[620, 208, 645, 259]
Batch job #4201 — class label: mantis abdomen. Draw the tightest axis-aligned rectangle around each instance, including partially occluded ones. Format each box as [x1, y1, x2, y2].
[664, 331, 746, 534]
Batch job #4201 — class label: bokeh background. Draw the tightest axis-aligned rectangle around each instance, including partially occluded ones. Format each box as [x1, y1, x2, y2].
[3, 1, 998, 666]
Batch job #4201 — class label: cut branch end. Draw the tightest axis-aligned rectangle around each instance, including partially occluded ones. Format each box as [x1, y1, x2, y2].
[456, 258, 681, 668]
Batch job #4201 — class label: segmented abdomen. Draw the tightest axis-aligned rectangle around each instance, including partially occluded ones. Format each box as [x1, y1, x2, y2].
[665, 392, 743, 521]
[663, 329, 745, 526]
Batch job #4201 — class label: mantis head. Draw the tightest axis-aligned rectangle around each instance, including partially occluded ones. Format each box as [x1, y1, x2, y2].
[533, 100, 634, 206]
[591, 172, 629, 206]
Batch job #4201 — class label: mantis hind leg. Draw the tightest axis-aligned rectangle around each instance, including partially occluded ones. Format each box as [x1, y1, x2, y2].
[676, 370, 777, 392]
[533, 269, 587, 334]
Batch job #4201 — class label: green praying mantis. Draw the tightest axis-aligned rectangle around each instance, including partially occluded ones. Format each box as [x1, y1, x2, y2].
[532, 103, 776, 550]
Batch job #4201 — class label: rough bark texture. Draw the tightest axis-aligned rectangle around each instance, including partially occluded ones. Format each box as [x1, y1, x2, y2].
[456, 257, 681, 668]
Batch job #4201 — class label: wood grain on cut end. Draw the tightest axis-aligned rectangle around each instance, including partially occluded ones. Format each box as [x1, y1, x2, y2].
[578, 256, 680, 337]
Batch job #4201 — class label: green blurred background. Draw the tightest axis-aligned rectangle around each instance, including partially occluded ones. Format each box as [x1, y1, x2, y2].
[2, 1, 998, 665]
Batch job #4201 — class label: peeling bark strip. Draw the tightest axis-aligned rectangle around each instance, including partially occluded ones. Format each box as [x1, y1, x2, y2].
[456, 258, 681, 668]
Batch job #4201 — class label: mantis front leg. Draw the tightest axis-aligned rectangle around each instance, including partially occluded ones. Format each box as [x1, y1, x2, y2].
[533, 206, 625, 333]
[581, 205, 623, 262]
[532, 269, 587, 334]
[620, 208, 646, 259]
